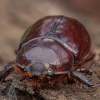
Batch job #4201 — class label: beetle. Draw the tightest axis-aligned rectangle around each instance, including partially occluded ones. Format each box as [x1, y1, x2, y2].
[0, 16, 100, 88]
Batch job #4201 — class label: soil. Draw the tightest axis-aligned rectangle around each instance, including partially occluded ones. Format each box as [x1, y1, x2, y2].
[0, 0, 100, 100]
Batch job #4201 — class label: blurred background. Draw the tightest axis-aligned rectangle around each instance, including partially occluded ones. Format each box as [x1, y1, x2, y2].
[0, 0, 100, 100]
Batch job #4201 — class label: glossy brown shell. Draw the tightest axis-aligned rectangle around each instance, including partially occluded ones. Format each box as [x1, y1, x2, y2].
[20, 16, 91, 60]
[16, 16, 91, 74]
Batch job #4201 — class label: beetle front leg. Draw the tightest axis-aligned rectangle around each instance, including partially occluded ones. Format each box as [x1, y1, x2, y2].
[73, 53, 95, 71]
[71, 71, 93, 87]
[0, 62, 14, 82]
[76, 54, 100, 75]
[71, 54, 100, 87]
[71, 71, 100, 87]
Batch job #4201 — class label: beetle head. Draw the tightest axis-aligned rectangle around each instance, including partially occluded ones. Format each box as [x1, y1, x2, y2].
[24, 62, 54, 77]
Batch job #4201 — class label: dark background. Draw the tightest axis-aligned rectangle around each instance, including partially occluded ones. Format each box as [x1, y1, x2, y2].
[0, 0, 100, 100]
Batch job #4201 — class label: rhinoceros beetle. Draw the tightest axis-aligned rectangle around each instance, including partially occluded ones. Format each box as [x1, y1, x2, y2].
[0, 16, 100, 88]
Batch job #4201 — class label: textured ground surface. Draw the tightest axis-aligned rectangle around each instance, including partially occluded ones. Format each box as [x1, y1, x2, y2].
[0, 0, 100, 100]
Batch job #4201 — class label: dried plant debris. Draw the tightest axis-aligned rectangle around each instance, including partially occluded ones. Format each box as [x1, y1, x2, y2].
[0, 80, 45, 100]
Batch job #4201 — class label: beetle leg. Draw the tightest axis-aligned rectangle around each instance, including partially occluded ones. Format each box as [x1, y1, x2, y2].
[71, 69, 100, 88]
[0, 62, 14, 82]
[77, 53, 95, 66]
[73, 53, 95, 71]
[71, 71, 93, 87]
[71, 54, 100, 87]
[76, 54, 100, 75]
[76, 68, 93, 75]
[48, 74, 66, 86]
[89, 54, 100, 71]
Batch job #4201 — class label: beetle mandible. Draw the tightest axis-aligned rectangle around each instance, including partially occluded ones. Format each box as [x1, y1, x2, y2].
[0, 16, 100, 87]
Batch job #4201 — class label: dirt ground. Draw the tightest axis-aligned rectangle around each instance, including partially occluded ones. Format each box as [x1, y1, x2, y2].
[0, 0, 100, 100]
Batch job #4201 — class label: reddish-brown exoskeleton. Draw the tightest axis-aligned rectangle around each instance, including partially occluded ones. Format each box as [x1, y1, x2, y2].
[0, 16, 100, 88]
